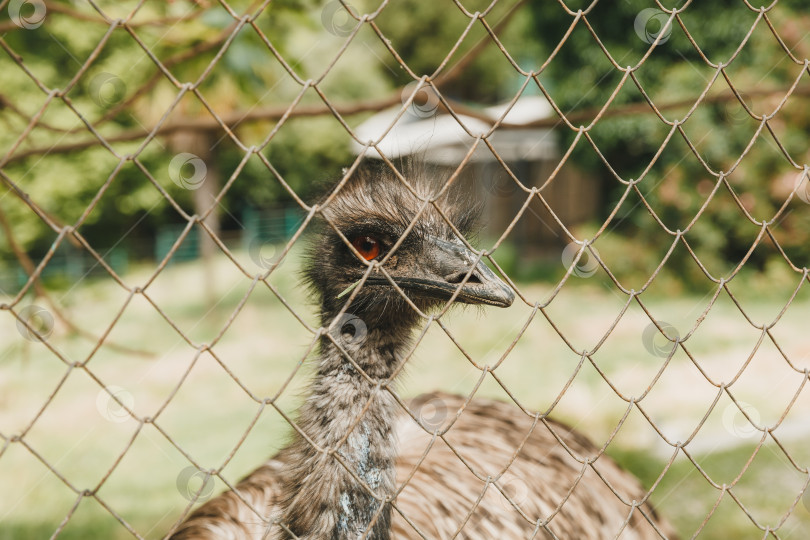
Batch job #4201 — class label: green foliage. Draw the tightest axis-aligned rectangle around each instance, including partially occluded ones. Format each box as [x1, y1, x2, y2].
[0, 0, 389, 261]
[372, 0, 543, 101]
[527, 1, 810, 284]
[1, 1, 807, 291]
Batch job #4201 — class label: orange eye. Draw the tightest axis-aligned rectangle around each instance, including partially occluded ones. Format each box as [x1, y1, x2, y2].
[351, 235, 381, 261]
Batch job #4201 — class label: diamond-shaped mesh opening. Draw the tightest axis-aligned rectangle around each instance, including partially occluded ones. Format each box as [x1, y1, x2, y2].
[2, 1, 809, 539]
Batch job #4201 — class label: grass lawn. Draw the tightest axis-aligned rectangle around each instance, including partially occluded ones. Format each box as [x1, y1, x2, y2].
[1, 246, 809, 539]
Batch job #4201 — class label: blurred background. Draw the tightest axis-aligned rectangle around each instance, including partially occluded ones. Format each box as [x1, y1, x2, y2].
[1, 0, 809, 538]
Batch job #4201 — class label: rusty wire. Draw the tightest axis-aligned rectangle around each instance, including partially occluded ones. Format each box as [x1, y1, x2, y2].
[0, 0, 809, 539]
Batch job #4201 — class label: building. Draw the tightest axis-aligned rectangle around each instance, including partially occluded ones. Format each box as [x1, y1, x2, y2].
[351, 94, 599, 259]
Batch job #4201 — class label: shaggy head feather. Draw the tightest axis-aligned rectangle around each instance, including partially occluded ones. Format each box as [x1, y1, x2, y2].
[304, 160, 483, 326]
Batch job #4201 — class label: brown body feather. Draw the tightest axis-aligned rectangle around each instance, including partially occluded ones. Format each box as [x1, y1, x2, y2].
[170, 393, 676, 539]
[168, 163, 676, 539]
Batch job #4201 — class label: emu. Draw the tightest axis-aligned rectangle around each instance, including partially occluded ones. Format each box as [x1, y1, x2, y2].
[169, 163, 676, 539]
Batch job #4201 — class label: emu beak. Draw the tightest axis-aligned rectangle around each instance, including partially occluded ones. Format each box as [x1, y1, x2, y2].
[392, 237, 515, 308]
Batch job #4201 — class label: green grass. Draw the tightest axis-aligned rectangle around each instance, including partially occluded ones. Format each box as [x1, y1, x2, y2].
[1, 247, 809, 539]
[613, 443, 810, 539]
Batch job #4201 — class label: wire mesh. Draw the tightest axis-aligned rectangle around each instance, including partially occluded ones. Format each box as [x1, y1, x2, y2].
[1, 1, 809, 539]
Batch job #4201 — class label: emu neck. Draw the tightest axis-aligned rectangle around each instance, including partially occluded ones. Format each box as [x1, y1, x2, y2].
[276, 324, 407, 540]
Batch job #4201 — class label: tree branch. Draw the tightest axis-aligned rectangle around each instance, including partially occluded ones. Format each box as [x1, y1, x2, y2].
[4, 84, 808, 165]
[3, 94, 402, 164]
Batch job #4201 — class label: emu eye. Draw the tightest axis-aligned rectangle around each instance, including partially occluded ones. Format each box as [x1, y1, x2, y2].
[351, 235, 381, 261]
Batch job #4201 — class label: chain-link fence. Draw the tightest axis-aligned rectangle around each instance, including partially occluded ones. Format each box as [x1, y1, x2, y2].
[1, 1, 810, 539]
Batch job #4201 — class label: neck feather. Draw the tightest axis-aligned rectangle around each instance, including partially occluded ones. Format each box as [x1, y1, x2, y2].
[276, 318, 411, 540]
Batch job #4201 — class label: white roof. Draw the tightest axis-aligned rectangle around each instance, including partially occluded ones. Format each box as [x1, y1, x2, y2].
[351, 95, 557, 165]
[484, 95, 554, 125]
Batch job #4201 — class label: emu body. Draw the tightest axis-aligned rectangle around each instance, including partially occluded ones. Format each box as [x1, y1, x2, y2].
[169, 164, 676, 539]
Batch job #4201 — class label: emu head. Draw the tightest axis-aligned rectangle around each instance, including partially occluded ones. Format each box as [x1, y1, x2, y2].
[304, 162, 514, 327]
